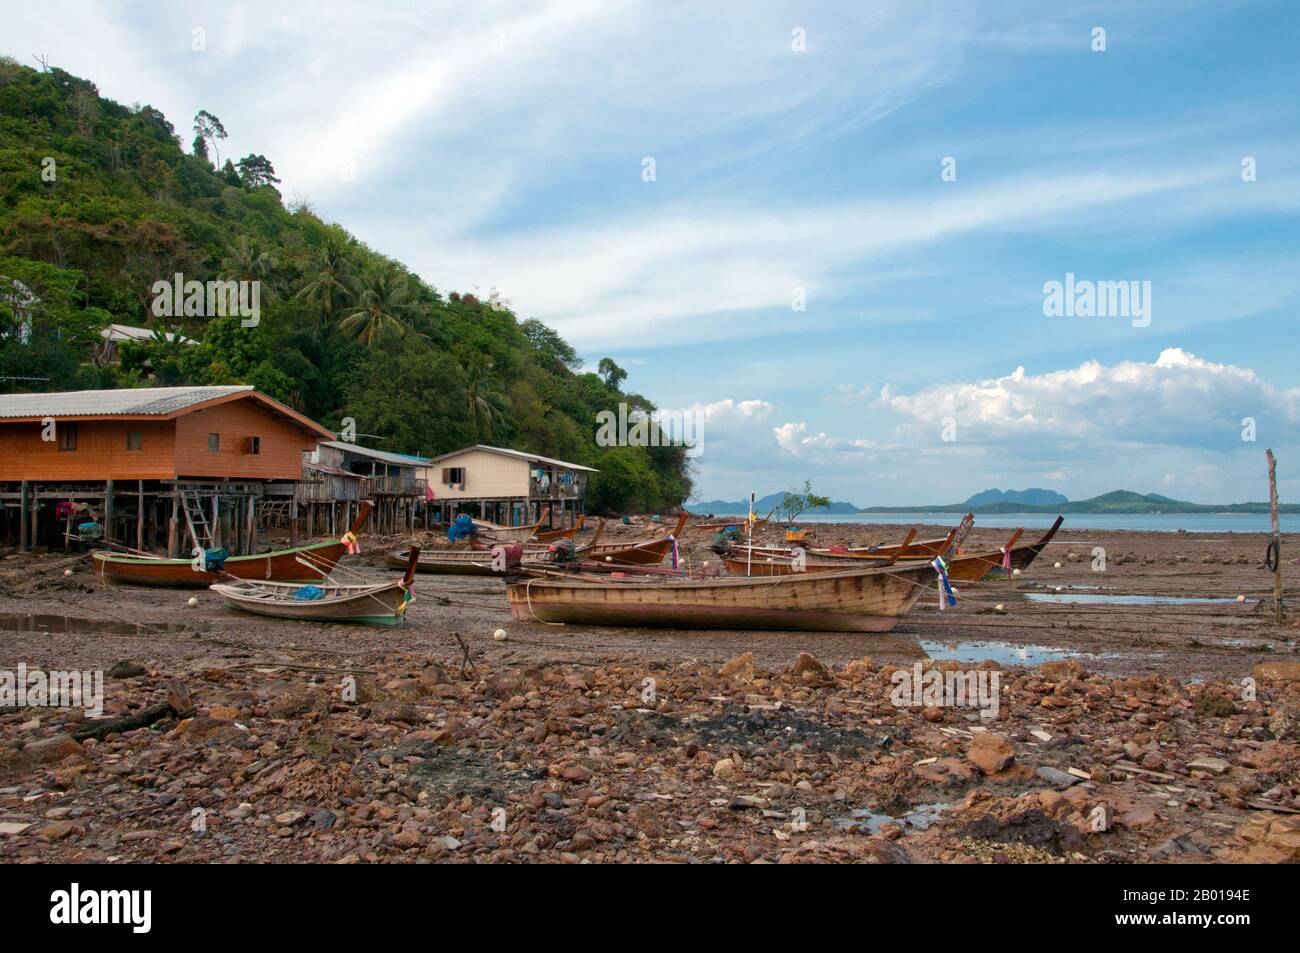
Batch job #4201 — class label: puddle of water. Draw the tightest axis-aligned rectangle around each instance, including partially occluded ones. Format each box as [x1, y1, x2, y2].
[919, 639, 1087, 666]
[837, 801, 951, 835]
[0, 613, 196, 636]
[1024, 593, 1254, 606]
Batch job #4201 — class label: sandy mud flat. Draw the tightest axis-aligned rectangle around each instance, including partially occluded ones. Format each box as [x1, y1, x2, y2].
[0, 520, 1297, 864]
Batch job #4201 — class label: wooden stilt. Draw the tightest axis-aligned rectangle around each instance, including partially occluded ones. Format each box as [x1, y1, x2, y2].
[168, 489, 179, 558]
[136, 480, 145, 552]
[103, 479, 113, 541]
[19, 480, 28, 552]
[1267, 449, 1284, 624]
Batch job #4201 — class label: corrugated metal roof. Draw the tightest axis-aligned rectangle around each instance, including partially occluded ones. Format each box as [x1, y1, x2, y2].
[424, 444, 598, 472]
[319, 440, 432, 467]
[0, 386, 255, 419]
[100, 324, 196, 345]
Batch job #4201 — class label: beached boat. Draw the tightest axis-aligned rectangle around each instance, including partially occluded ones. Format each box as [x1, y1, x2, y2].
[471, 507, 549, 542]
[384, 546, 552, 576]
[211, 548, 420, 625]
[507, 560, 937, 632]
[584, 513, 688, 566]
[739, 527, 950, 562]
[534, 514, 584, 543]
[93, 502, 375, 587]
[726, 528, 1026, 580]
[1006, 516, 1063, 571]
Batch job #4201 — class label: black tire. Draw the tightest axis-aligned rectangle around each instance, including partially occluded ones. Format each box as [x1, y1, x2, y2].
[1265, 541, 1279, 573]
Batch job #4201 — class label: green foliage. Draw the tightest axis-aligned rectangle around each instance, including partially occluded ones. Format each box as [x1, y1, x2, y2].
[0, 61, 690, 512]
[778, 480, 831, 523]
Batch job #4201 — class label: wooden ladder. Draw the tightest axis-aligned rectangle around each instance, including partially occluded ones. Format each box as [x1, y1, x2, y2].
[180, 490, 213, 551]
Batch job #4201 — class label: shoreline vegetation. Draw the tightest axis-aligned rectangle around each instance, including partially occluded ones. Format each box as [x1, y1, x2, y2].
[0, 60, 691, 514]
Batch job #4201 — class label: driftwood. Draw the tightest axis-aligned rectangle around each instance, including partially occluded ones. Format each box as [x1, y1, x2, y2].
[72, 679, 195, 741]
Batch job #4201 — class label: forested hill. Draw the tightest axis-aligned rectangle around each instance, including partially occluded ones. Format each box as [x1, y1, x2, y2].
[0, 60, 690, 513]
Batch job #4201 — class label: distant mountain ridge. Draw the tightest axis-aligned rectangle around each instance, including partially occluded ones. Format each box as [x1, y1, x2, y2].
[688, 488, 1299, 515]
[963, 487, 1069, 507]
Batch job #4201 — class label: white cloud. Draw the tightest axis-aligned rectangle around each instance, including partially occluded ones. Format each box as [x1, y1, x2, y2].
[878, 348, 1300, 447]
[774, 422, 878, 456]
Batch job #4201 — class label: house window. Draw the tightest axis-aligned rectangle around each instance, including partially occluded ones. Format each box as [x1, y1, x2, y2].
[57, 423, 77, 451]
[247, 436, 261, 455]
[442, 467, 465, 485]
[208, 433, 220, 452]
[126, 431, 143, 451]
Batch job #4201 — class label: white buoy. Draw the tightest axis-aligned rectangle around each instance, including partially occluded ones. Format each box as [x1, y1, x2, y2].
[493, 628, 508, 642]
[63, 569, 73, 577]
[1053, 561, 1062, 568]
[995, 603, 1005, 612]
[605, 556, 612, 562]
[187, 596, 200, 608]
[1237, 594, 1245, 603]
[1012, 568, 1021, 577]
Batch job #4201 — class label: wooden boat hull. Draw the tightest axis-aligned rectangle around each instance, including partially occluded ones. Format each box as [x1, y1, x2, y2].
[472, 505, 549, 542]
[384, 548, 551, 576]
[95, 539, 352, 588]
[535, 516, 583, 543]
[1007, 516, 1063, 571]
[730, 529, 1036, 582]
[211, 580, 411, 624]
[94, 501, 375, 588]
[586, 513, 687, 566]
[507, 562, 936, 632]
[211, 544, 419, 624]
[725, 550, 996, 581]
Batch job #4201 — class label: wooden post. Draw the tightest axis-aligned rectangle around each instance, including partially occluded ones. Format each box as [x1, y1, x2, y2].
[103, 480, 113, 542]
[1267, 449, 1283, 624]
[210, 494, 221, 549]
[19, 480, 28, 552]
[31, 483, 40, 549]
[167, 489, 179, 558]
[136, 480, 145, 552]
[289, 495, 299, 546]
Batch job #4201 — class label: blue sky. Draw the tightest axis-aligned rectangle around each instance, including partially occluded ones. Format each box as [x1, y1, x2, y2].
[9, 0, 1300, 504]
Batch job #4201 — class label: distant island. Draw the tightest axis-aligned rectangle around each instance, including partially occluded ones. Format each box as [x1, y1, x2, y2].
[686, 488, 1300, 516]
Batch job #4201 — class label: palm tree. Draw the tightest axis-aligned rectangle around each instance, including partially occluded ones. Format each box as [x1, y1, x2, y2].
[295, 242, 353, 325]
[337, 264, 420, 346]
[219, 239, 279, 303]
[464, 355, 509, 439]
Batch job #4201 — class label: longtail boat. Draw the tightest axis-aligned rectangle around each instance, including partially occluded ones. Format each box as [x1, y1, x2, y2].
[385, 546, 552, 576]
[739, 527, 953, 562]
[584, 513, 688, 566]
[507, 560, 937, 632]
[535, 514, 584, 543]
[93, 502, 375, 588]
[726, 528, 1026, 581]
[210, 548, 419, 624]
[1006, 516, 1063, 571]
[472, 507, 549, 542]
[393, 521, 606, 576]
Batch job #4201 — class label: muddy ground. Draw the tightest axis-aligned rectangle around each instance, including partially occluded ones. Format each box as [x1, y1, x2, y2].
[0, 519, 1297, 864]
